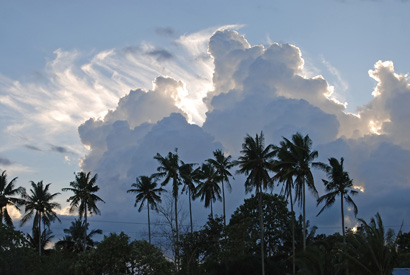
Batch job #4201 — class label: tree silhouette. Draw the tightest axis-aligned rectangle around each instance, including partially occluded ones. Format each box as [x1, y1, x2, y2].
[154, 149, 183, 267]
[272, 140, 297, 275]
[56, 218, 102, 252]
[317, 157, 358, 244]
[282, 133, 321, 251]
[207, 149, 234, 226]
[26, 226, 54, 253]
[344, 213, 399, 274]
[0, 170, 25, 227]
[180, 161, 198, 233]
[195, 162, 221, 219]
[21, 180, 61, 256]
[62, 171, 105, 252]
[127, 175, 164, 244]
[235, 132, 275, 275]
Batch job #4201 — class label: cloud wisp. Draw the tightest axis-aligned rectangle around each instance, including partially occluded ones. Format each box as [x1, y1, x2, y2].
[0, 25, 239, 176]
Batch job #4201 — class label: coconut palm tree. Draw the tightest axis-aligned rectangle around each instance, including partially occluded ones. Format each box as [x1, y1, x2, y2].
[154, 150, 182, 267]
[207, 149, 234, 227]
[62, 171, 105, 252]
[235, 132, 276, 275]
[26, 226, 54, 253]
[179, 161, 198, 233]
[0, 170, 25, 227]
[282, 132, 321, 251]
[317, 157, 358, 245]
[56, 218, 102, 252]
[272, 140, 297, 275]
[127, 175, 164, 244]
[195, 162, 222, 219]
[344, 213, 399, 275]
[20, 180, 61, 256]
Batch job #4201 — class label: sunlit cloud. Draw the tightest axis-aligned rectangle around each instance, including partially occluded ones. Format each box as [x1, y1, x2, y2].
[353, 185, 365, 193]
[56, 205, 77, 216]
[0, 25, 241, 160]
[369, 120, 383, 135]
[6, 205, 22, 220]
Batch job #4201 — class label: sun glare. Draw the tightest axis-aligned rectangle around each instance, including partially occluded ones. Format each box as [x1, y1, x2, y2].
[351, 226, 358, 234]
[369, 120, 382, 135]
[353, 185, 365, 193]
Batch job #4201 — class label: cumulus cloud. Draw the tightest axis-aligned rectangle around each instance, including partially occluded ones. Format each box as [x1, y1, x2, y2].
[3, 24, 410, 238]
[77, 29, 410, 237]
[357, 61, 410, 148]
[0, 25, 239, 183]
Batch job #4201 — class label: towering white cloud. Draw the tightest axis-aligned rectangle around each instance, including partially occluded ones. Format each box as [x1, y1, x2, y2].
[2, 25, 410, 237]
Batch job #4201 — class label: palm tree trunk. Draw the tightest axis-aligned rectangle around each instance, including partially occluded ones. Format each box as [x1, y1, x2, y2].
[211, 200, 213, 219]
[189, 189, 193, 234]
[174, 184, 179, 270]
[302, 181, 306, 251]
[38, 212, 42, 256]
[341, 196, 349, 275]
[84, 204, 87, 252]
[222, 180, 226, 227]
[290, 191, 295, 275]
[341, 196, 345, 244]
[258, 185, 265, 275]
[148, 204, 151, 244]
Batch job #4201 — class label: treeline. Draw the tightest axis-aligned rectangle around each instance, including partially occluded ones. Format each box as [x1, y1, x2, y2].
[1, 131, 410, 274]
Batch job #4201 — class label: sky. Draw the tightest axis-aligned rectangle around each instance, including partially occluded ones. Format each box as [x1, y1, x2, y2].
[1, 0, 410, 245]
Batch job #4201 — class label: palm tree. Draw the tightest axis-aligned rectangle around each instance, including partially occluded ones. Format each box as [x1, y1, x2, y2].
[207, 149, 234, 226]
[62, 171, 105, 252]
[0, 170, 25, 227]
[317, 157, 358, 245]
[21, 180, 61, 256]
[56, 218, 102, 252]
[127, 175, 164, 244]
[179, 161, 198, 233]
[235, 132, 276, 275]
[154, 150, 182, 266]
[283, 132, 321, 251]
[272, 141, 297, 275]
[26, 226, 54, 253]
[344, 213, 398, 275]
[195, 162, 222, 219]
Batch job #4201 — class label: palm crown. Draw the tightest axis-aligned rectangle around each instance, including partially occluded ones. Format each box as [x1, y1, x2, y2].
[0, 170, 25, 227]
[62, 171, 104, 252]
[63, 172, 104, 217]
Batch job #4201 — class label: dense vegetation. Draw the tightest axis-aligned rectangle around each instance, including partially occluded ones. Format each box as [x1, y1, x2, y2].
[1, 132, 409, 274]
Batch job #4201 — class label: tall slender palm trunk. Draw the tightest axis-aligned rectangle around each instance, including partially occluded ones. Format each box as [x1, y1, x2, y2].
[341, 197, 349, 275]
[222, 180, 226, 226]
[84, 204, 87, 252]
[38, 212, 42, 256]
[211, 200, 213, 219]
[189, 189, 193, 234]
[302, 182, 306, 251]
[341, 197, 345, 244]
[258, 185, 265, 275]
[289, 191, 295, 275]
[174, 190, 179, 270]
[148, 204, 151, 244]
